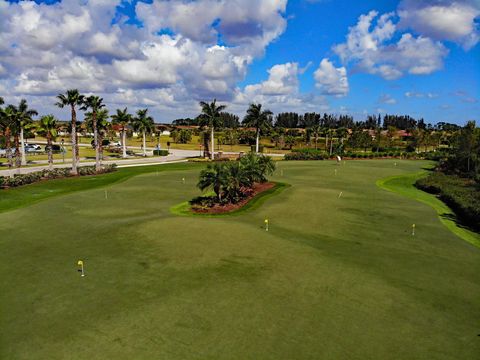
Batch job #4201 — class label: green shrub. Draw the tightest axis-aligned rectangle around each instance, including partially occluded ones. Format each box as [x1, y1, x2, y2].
[416, 172, 480, 231]
[153, 150, 169, 156]
[285, 149, 327, 160]
[0, 165, 117, 189]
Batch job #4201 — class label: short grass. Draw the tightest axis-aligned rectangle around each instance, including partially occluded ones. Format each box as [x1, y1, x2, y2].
[1, 160, 479, 359]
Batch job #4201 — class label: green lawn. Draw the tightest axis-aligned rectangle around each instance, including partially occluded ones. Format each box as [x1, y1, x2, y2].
[1, 160, 479, 359]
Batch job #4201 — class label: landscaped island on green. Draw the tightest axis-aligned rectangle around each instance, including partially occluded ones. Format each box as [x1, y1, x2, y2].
[1, 160, 479, 359]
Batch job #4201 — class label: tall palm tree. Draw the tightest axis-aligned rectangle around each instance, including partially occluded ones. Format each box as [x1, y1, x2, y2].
[243, 103, 273, 153]
[0, 106, 15, 168]
[16, 99, 38, 166]
[55, 89, 85, 175]
[4, 105, 23, 168]
[198, 99, 226, 160]
[111, 108, 132, 158]
[133, 108, 154, 157]
[36, 115, 58, 170]
[81, 96, 105, 172]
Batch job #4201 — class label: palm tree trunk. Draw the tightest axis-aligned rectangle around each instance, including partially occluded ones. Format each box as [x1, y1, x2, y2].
[255, 129, 260, 153]
[47, 133, 53, 170]
[99, 132, 104, 164]
[143, 131, 146, 157]
[71, 105, 78, 175]
[14, 133, 21, 169]
[329, 137, 333, 155]
[5, 128, 12, 168]
[325, 134, 328, 151]
[122, 129, 127, 158]
[211, 127, 215, 160]
[20, 127, 27, 166]
[93, 113, 100, 172]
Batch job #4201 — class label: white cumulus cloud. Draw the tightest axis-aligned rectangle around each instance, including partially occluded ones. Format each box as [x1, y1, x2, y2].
[314, 58, 349, 97]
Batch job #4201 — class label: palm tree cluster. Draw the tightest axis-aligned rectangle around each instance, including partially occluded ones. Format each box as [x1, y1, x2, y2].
[198, 100, 272, 159]
[1, 89, 157, 174]
[196, 153, 276, 205]
[0, 98, 38, 169]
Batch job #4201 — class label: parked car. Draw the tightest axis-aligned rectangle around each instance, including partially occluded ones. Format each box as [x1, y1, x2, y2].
[25, 144, 42, 152]
[45, 144, 62, 153]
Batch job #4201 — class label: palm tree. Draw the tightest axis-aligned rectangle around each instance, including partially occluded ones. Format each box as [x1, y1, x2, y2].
[0, 106, 15, 168]
[197, 162, 228, 201]
[133, 109, 155, 157]
[310, 124, 321, 149]
[198, 99, 226, 160]
[81, 96, 105, 172]
[223, 162, 251, 203]
[36, 115, 58, 170]
[86, 109, 110, 163]
[111, 108, 132, 158]
[239, 152, 276, 183]
[4, 105, 23, 168]
[15, 99, 38, 166]
[55, 89, 85, 175]
[243, 103, 273, 153]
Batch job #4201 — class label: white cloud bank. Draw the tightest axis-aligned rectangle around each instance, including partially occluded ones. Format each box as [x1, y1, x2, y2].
[333, 10, 450, 80]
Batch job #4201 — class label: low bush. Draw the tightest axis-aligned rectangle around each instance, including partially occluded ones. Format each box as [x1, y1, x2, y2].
[0, 164, 117, 189]
[416, 172, 480, 231]
[153, 150, 169, 156]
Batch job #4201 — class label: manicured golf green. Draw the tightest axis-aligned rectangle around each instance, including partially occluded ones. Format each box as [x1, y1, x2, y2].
[1, 160, 479, 359]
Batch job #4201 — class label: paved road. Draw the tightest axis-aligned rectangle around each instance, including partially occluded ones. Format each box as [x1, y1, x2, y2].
[0, 149, 284, 176]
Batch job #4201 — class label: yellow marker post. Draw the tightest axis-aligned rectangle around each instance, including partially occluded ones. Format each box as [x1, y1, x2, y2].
[265, 219, 269, 232]
[182, 177, 185, 184]
[412, 224, 416, 236]
[77, 260, 85, 277]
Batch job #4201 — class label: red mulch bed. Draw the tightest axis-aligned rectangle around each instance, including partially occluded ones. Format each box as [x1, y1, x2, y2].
[192, 182, 275, 214]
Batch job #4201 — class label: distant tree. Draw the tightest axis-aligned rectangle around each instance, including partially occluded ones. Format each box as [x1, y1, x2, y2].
[81, 96, 105, 171]
[198, 99, 226, 160]
[133, 108, 155, 157]
[36, 115, 58, 170]
[0, 106, 15, 167]
[243, 103, 273, 153]
[111, 108, 133, 158]
[14, 99, 38, 166]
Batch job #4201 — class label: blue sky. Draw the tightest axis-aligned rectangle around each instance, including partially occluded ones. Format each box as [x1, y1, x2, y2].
[1, 0, 479, 124]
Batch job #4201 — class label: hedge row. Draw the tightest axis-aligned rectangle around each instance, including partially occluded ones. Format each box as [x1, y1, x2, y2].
[0, 164, 117, 189]
[285, 149, 439, 161]
[415, 172, 480, 231]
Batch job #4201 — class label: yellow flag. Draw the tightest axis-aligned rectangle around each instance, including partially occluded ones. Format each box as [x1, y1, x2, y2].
[77, 260, 83, 266]
[265, 219, 269, 224]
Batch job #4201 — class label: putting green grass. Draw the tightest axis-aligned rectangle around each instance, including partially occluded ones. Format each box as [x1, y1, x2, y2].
[377, 172, 480, 249]
[1, 160, 479, 359]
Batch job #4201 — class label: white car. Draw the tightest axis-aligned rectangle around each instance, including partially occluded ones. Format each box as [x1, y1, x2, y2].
[25, 144, 42, 152]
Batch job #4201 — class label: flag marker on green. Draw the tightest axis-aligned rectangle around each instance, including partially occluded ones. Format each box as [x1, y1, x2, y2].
[77, 260, 85, 277]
